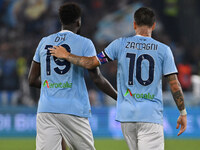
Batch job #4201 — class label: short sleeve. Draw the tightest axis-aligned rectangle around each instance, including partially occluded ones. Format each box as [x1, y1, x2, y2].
[83, 39, 96, 57]
[163, 47, 178, 75]
[33, 38, 45, 63]
[104, 38, 121, 60]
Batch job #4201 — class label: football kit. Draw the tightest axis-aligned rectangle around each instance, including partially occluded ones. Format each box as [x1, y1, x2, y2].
[97, 35, 177, 150]
[33, 30, 96, 150]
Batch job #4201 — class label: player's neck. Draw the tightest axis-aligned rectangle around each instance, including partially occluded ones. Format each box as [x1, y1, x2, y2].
[62, 26, 77, 34]
[135, 27, 152, 37]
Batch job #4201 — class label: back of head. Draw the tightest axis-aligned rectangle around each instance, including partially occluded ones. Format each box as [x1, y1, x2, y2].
[59, 2, 81, 25]
[134, 7, 155, 27]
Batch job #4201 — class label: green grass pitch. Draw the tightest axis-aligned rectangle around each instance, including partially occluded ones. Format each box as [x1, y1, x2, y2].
[0, 138, 199, 150]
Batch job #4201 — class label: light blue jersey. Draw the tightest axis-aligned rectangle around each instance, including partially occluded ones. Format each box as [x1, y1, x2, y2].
[33, 30, 96, 118]
[102, 35, 177, 124]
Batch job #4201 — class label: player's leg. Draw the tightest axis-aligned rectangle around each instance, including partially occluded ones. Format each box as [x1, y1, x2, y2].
[121, 122, 138, 150]
[137, 123, 164, 150]
[55, 114, 96, 150]
[36, 113, 62, 150]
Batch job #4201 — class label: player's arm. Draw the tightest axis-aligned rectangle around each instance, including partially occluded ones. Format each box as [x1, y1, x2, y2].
[28, 61, 41, 88]
[49, 46, 100, 69]
[166, 73, 187, 136]
[88, 67, 117, 100]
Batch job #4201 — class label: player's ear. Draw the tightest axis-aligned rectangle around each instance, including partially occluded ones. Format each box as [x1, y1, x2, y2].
[152, 22, 156, 31]
[133, 21, 137, 30]
[76, 17, 81, 28]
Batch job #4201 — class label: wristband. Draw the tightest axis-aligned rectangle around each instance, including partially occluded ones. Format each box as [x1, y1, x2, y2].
[180, 108, 187, 116]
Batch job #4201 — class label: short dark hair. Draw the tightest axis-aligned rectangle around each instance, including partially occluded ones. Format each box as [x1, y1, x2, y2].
[59, 2, 81, 25]
[134, 7, 155, 27]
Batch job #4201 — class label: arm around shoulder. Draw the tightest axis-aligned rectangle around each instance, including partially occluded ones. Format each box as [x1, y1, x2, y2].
[49, 46, 100, 69]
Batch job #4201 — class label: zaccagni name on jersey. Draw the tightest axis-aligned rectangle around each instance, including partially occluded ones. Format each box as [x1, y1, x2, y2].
[126, 42, 158, 50]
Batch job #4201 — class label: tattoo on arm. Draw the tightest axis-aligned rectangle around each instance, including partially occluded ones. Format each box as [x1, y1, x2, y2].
[167, 74, 177, 81]
[172, 90, 185, 110]
[166, 74, 185, 111]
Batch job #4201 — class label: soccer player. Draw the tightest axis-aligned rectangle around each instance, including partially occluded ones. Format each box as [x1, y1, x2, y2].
[49, 7, 187, 150]
[28, 2, 117, 150]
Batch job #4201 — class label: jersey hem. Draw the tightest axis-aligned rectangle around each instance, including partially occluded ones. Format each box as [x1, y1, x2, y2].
[37, 111, 90, 118]
[115, 119, 163, 125]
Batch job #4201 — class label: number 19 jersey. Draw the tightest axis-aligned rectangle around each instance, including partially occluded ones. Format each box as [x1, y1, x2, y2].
[33, 30, 96, 118]
[103, 35, 177, 124]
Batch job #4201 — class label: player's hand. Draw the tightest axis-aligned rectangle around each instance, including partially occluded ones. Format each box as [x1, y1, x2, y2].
[49, 46, 69, 59]
[176, 115, 187, 136]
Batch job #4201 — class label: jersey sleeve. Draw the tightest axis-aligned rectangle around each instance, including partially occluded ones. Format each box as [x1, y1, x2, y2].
[163, 47, 178, 76]
[33, 38, 45, 63]
[104, 38, 121, 61]
[83, 39, 97, 57]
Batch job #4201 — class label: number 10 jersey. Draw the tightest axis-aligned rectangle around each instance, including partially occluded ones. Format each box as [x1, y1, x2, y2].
[33, 30, 96, 118]
[103, 35, 178, 124]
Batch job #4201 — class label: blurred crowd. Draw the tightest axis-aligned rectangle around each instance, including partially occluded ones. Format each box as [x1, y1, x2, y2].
[0, 0, 199, 107]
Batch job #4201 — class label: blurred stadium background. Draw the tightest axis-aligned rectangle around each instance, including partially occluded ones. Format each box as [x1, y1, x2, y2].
[0, 0, 200, 149]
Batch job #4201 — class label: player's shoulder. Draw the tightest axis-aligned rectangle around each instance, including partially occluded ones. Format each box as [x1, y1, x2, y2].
[120, 35, 143, 43]
[37, 36, 47, 46]
[110, 37, 123, 44]
[39, 34, 54, 43]
[75, 34, 93, 44]
[121, 35, 133, 40]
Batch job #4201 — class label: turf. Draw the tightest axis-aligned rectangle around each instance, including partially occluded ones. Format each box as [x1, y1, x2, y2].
[0, 138, 199, 150]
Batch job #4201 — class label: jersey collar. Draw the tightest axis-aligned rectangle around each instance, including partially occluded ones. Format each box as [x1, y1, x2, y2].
[59, 30, 73, 33]
[135, 34, 151, 38]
